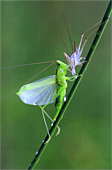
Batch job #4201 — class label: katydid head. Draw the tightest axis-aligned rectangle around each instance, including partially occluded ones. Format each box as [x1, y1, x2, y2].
[56, 60, 68, 75]
[56, 60, 68, 68]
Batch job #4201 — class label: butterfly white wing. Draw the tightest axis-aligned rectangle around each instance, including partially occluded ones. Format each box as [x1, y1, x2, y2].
[16, 75, 57, 105]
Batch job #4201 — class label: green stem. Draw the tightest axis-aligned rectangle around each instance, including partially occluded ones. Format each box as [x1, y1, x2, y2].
[28, 1, 112, 170]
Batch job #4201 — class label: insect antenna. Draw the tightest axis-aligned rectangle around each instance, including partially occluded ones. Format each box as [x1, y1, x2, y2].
[62, 14, 73, 53]
[25, 61, 56, 84]
[0, 60, 55, 69]
[50, 9, 70, 56]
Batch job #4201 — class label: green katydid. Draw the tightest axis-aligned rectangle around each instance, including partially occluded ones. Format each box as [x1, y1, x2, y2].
[16, 19, 104, 142]
[1, 18, 104, 143]
[16, 60, 79, 142]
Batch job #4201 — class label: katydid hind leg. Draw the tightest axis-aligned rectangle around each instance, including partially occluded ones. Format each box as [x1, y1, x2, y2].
[42, 107, 61, 136]
[39, 106, 61, 140]
[39, 106, 51, 143]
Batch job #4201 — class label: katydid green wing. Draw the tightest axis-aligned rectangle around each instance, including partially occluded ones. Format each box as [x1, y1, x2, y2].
[16, 75, 57, 105]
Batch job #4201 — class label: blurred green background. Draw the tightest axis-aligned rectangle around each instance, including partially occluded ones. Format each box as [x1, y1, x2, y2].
[1, 1, 111, 169]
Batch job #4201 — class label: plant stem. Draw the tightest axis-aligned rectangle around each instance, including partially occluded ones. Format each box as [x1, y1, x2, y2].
[28, 1, 112, 169]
